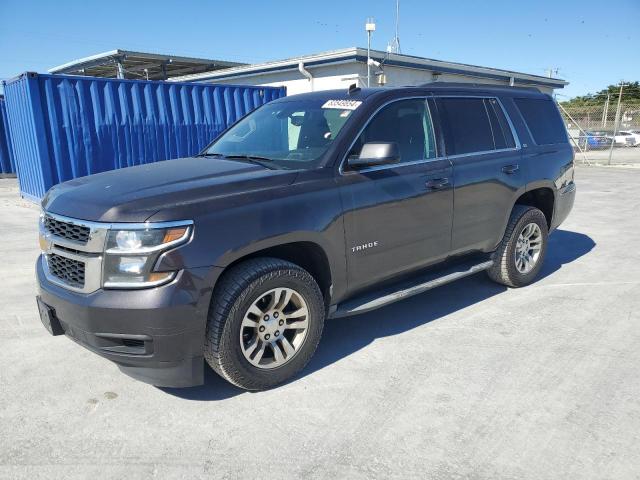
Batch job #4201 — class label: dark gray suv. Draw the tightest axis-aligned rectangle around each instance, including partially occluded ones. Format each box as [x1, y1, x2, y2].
[37, 83, 576, 390]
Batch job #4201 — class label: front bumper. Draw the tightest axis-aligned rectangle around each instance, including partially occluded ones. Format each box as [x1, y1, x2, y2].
[36, 256, 222, 387]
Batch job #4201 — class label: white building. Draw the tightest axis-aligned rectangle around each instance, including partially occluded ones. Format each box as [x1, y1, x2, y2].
[174, 47, 567, 95]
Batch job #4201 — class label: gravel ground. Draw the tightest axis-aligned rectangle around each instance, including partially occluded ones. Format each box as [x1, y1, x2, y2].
[1, 166, 639, 479]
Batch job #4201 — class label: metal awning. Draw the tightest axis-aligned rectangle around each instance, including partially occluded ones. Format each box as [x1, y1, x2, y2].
[48, 49, 244, 80]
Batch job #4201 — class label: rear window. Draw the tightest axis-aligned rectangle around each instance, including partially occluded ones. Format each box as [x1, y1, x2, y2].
[437, 98, 494, 155]
[437, 97, 516, 155]
[514, 98, 567, 145]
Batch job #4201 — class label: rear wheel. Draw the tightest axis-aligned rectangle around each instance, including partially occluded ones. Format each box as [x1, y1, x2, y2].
[204, 258, 325, 390]
[487, 205, 548, 287]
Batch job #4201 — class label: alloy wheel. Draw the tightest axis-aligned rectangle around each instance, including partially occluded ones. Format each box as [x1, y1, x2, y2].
[239, 288, 309, 369]
[514, 222, 543, 274]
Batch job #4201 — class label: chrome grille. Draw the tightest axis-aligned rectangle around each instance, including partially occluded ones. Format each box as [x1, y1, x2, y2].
[47, 253, 86, 289]
[44, 215, 90, 244]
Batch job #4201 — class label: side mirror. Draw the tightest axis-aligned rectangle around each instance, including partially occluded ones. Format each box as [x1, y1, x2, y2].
[348, 142, 400, 169]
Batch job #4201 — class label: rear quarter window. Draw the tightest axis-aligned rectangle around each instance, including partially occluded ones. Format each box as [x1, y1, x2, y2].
[514, 97, 567, 145]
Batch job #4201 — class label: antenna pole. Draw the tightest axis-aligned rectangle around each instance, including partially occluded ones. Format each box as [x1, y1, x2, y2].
[365, 18, 376, 87]
[396, 0, 400, 52]
[367, 30, 371, 87]
[387, 0, 401, 54]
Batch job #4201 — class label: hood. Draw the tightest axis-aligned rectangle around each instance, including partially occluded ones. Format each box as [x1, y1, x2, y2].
[42, 157, 298, 222]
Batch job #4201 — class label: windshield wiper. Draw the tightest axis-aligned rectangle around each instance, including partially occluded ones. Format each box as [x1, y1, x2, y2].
[222, 155, 279, 170]
[196, 152, 280, 169]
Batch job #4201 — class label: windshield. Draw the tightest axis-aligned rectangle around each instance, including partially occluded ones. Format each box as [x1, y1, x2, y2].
[205, 99, 357, 169]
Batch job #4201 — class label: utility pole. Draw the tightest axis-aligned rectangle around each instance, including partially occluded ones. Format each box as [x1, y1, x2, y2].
[608, 82, 627, 165]
[365, 18, 376, 87]
[601, 93, 610, 128]
[116, 60, 125, 79]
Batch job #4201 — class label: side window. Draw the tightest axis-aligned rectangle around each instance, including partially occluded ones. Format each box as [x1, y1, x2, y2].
[514, 97, 567, 145]
[485, 98, 516, 149]
[437, 98, 495, 155]
[350, 98, 436, 164]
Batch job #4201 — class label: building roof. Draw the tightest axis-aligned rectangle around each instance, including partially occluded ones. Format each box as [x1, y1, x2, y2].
[172, 47, 567, 89]
[48, 49, 244, 80]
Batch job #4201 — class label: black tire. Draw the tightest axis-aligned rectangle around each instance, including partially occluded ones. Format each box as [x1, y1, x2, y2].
[487, 205, 548, 288]
[204, 257, 325, 390]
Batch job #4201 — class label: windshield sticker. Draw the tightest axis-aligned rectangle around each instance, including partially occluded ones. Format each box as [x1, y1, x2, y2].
[322, 99, 362, 110]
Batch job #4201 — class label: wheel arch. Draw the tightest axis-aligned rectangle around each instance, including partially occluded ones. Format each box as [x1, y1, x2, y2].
[514, 186, 555, 228]
[218, 239, 334, 306]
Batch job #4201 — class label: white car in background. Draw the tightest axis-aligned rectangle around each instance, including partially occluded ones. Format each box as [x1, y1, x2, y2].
[612, 131, 638, 146]
[619, 130, 640, 146]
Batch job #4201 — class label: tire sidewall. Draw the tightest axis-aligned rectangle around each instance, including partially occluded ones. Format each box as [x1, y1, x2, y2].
[505, 209, 548, 287]
[218, 269, 324, 388]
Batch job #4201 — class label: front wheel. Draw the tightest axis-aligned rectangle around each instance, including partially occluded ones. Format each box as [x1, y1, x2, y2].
[204, 258, 325, 390]
[487, 206, 548, 288]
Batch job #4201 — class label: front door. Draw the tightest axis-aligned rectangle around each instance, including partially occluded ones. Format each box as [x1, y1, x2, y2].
[338, 98, 454, 293]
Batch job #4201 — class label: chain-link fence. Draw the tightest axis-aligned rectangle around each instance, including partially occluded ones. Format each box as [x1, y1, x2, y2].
[557, 100, 640, 166]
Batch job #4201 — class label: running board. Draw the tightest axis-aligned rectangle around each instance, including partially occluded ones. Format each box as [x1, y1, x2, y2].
[330, 260, 494, 318]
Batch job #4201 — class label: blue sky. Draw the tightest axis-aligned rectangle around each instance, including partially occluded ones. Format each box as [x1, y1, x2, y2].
[1, 0, 638, 99]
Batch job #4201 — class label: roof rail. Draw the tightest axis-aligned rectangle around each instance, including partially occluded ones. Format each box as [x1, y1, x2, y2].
[417, 81, 539, 92]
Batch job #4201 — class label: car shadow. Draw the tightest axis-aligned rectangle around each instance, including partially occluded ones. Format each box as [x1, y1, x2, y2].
[538, 228, 595, 280]
[159, 365, 246, 401]
[161, 229, 595, 401]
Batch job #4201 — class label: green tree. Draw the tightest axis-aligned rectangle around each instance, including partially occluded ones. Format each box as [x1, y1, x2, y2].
[561, 82, 640, 107]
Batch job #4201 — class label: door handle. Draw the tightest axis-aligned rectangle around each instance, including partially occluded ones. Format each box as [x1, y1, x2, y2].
[425, 178, 449, 190]
[501, 164, 520, 174]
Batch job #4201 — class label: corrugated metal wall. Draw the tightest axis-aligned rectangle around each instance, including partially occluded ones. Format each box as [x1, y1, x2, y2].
[0, 96, 16, 175]
[2, 73, 285, 200]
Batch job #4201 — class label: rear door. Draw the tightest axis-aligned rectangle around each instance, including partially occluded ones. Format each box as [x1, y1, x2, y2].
[436, 96, 522, 254]
[338, 97, 453, 293]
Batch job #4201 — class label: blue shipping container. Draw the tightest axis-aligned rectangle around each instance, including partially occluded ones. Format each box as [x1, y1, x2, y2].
[2, 72, 285, 200]
[0, 96, 16, 175]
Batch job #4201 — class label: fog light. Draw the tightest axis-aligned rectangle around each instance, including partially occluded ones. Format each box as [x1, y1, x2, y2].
[39, 232, 48, 251]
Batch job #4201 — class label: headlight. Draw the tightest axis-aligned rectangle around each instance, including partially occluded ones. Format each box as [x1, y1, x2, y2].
[103, 223, 192, 288]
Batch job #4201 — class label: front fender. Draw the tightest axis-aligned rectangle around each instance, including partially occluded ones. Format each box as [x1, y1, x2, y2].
[213, 230, 335, 268]
[152, 172, 348, 299]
